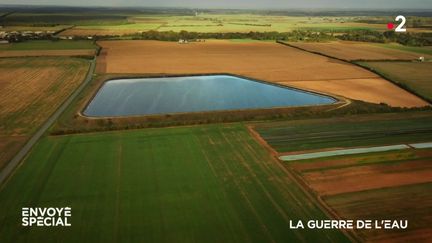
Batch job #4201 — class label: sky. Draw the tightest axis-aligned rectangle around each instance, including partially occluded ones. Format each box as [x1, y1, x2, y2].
[0, 0, 431, 9]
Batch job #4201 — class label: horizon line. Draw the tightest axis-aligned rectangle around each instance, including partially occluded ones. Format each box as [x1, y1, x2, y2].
[1, 4, 432, 12]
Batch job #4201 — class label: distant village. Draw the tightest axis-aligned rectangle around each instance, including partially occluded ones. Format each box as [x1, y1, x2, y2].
[0, 28, 55, 43]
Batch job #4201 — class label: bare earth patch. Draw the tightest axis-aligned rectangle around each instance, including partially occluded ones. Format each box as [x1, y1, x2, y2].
[303, 160, 432, 196]
[325, 183, 432, 242]
[97, 40, 427, 107]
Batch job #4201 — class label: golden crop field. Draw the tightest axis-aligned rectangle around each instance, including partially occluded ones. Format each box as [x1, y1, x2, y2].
[0, 57, 90, 169]
[358, 62, 432, 101]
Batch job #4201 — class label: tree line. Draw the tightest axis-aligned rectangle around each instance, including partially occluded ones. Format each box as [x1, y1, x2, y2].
[338, 30, 432, 46]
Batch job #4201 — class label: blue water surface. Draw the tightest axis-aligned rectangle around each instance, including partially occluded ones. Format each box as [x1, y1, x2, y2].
[84, 75, 336, 117]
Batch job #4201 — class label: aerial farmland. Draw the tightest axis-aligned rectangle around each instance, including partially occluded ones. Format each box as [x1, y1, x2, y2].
[96, 40, 426, 107]
[0, 3, 431, 243]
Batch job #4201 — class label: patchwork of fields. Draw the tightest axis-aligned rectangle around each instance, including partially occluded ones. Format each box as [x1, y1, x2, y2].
[58, 15, 387, 36]
[0, 57, 90, 169]
[0, 25, 71, 32]
[254, 112, 432, 153]
[358, 61, 432, 101]
[279, 41, 432, 108]
[96, 40, 427, 107]
[290, 150, 432, 242]
[0, 10, 431, 242]
[0, 40, 97, 57]
[0, 124, 348, 243]
[288, 41, 432, 61]
[253, 112, 432, 241]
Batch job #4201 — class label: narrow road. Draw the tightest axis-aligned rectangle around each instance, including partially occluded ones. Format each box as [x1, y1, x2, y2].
[0, 58, 96, 186]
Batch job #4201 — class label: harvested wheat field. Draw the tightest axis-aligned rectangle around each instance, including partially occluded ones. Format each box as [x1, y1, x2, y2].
[288, 41, 432, 61]
[0, 57, 90, 169]
[0, 49, 95, 58]
[97, 40, 428, 107]
[281, 78, 426, 107]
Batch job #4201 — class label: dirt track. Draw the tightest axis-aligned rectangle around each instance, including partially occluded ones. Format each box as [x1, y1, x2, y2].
[97, 40, 428, 107]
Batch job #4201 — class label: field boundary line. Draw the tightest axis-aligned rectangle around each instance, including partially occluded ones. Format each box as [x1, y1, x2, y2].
[355, 62, 432, 105]
[248, 123, 361, 242]
[276, 41, 432, 106]
[246, 125, 278, 156]
[269, 148, 361, 242]
[0, 57, 97, 188]
[279, 142, 432, 161]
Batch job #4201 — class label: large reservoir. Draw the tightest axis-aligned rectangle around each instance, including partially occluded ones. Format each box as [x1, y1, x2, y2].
[83, 75, 336, 117]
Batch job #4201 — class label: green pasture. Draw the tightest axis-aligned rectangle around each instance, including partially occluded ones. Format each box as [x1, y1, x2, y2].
[358, 61, 432, 101]
[2, 12, 386, 33]
[374, 43, 432, 56]
[0, 124, 348, 243]
[0, 40, 97, 51]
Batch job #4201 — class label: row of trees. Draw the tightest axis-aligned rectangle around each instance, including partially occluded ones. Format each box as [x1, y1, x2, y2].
[116, 30, 336, 42]
[7, 29, 429, 47]
[99, 29, 431, 46]
[338, 30, 432, 46]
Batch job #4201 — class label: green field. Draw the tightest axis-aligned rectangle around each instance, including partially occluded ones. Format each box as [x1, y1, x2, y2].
[374, 43, 432, 56]
[0, 124, 348, 242]
[76, 23, 161, 30]
[9, 13, 386, 34]
[0, 25, 72, 32]
[289, 149, 424, 169]
[0, 40, 97, 51]
[254, 112, 432, 153]
[1, 13, 130, 26]
[81, 15, 384, 33]
[358, 61, 432, 101]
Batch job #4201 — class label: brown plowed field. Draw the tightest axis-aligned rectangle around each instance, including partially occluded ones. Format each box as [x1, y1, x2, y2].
[325, 183, 432, 242]
[303, 160, 432, 196]
[0, 49, 95, 57]
[281, 148, 432, 242]
[0, 57, 90, 169]
[96, 40, 428, 107]
[288, 41, 432, 61]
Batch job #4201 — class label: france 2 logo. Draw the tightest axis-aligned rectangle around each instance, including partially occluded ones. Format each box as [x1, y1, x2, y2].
[387, 15, 407, 32]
